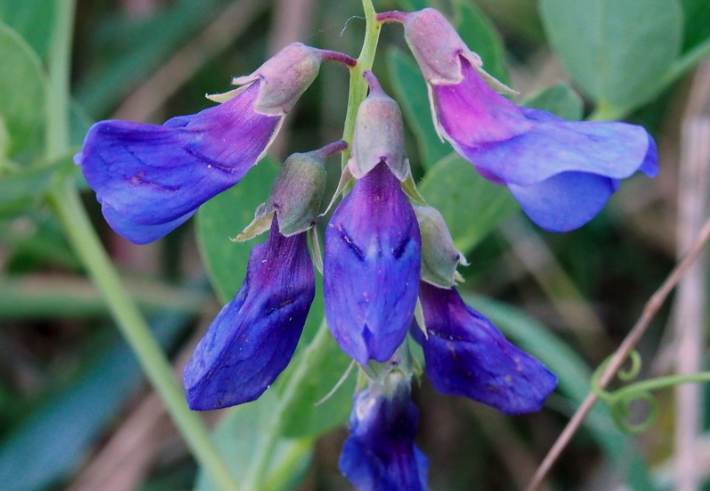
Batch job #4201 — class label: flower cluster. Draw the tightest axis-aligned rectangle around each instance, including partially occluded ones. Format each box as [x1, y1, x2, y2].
[76, 7, 657, 491]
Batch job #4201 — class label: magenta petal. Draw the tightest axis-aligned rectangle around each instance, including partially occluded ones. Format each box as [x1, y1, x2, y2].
[77, 82, 281, 243]
[183, 220, 314, 410]
[324, 163, 421, 364]
[417, 282, 557, 415]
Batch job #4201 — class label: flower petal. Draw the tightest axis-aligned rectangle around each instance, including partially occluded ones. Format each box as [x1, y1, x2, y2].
[433, 58, 657, 187]
[507, 171, 617, 232]
[339, 384, 428, 491]
[101, 202, 195, 245]
[78, 81, 281, 232]
[324, 163, 421, 364]
[417, 282, 557, 415]
[183, 220, 314, 410]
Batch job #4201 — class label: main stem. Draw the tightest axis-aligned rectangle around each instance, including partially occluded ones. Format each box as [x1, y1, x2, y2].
[46, 3, 239, 491]
[245, 2, 383, 487]
[340, 0, 382, 167]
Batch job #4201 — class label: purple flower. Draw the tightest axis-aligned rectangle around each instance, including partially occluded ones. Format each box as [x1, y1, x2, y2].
[379, 8, 658, 232]
[339, 382, 428, 491]
[415, 281, 557, 415]
[324, 163, 421, 364]
[183, 218, 315, 410]
[76, 43, 354, 244]
[323, 72, 421, 365]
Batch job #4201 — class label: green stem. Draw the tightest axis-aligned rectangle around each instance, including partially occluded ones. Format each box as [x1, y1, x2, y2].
[340, 0, 382, 167]
[45, 0, 75, 158]
[46, 184, 241, 491]
[45, 3, 239, 491]
[244, 321, 335, 490]
[607, 372, 710, 403]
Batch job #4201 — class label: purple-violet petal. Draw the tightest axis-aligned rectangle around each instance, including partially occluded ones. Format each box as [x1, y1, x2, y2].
[339, 385, 428, 491]
[507, 171, 618, 232]
[417, 282, 557, 415]
[433, 57, 657, 187]
[324, 162, 421, 365]
[183, 219, 314, 410]
[78, 81, 281, 233]
[101, 203, 195, 245]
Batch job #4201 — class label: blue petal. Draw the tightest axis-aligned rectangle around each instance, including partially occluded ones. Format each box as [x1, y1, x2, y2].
[77, 82, 281, 238]
[339, 385, 428, 491]
[507, 171, 617, 232]
[417, 282, 557, 415]
[183, 220, 314, 410]
[434, 58, 657, 187]
[324, 163, 421, 364]
[101, 202, 195, 245]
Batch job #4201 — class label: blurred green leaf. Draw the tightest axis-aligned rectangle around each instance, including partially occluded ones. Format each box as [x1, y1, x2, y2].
[453, 0, 510, 85]
[393, 0, 428, 10]
[77, 0, 236, 116]
[465, 294, 658, 490]
[280, 332, 354, 438]
[0, 20, 46, 160]
[194, 390, 312, 491]
[540, 0, 683, 113]
[0, 293, 200, 491]
[0, 166, 56, 217]
[420, 153, 519, 253]
[387, 48, 450, 169]
[196, 158, 278, 304]
[0, 0, 54, 59]
[681, 0, 710, 51]
[522, 82, 584, 121]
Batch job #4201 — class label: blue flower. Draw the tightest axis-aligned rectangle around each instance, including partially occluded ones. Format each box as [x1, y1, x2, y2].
[75, 43, 347, 244]
[380, 8, 658, 232]
[414, 281, 557, 415]
[339, 381, 428, 491]
[183, 218, 315, 410]
[324, 162, 421, 365]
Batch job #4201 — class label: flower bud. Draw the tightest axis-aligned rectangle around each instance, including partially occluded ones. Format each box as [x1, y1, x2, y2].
[414, 205, 467, 288]
[232, 43, 324, 116]
[235, 141, 347, 241]
[348, 72, 409, 182]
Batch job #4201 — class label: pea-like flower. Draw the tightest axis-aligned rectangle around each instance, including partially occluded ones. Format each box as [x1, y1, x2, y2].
[339, 377, 428, 491]
[324, 72, 421, 365]
[183, 218, 315, 410]
[414, 281, 557, 415]
[76, 43, 355, 244]
[378, 8, 658, 232]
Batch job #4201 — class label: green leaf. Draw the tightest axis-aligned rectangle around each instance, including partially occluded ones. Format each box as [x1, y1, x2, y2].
[419, 153, 519, 253]
[0, 0, 55, 59]
[453, 0, 510, 85]
[0, 20, 46, 159]
[681, 0, 710, 51]
[0, 153, 75, 218]
[387, 48, 450, 170]
[463, 294, 658, 490]
[393, 0, 428, 10]
[196, 158, 279, 304]
[194, 391, 312, 491]
[280, 333, 354, 438]
[522, 82, 584, 121]
[540, 0, 683, 112]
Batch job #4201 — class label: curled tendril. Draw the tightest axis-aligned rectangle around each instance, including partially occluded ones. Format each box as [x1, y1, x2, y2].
[618, 350, 642, 381]
[610, 389, 657, 434]
[590, 350, 643, 402]
[592, 350, 710, 434]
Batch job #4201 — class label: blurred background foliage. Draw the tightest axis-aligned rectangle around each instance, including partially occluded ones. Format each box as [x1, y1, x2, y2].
[1, 0, 710, 490]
